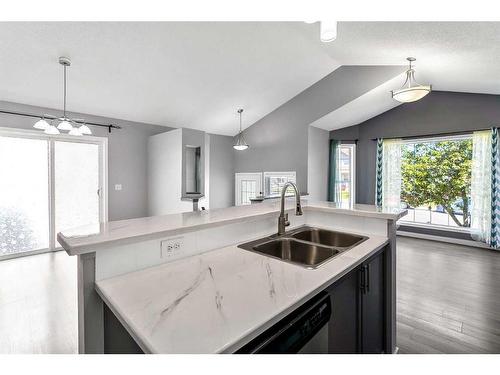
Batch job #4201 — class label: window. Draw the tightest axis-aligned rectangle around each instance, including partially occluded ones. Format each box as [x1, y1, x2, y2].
[263, 171, 296, 198]
[336, 144, 355, 207]
[0, 128, 107, 259]
[398, 135, 472, 230]
[235, 173, 262, 206]
[0, 136, 49, 255]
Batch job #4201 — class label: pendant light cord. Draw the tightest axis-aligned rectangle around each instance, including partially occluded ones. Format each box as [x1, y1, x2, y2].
[63, 64, 67, 119]
[238, 108, 243, 133]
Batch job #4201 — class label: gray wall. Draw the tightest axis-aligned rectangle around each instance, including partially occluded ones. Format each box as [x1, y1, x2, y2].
[234, 65, 405, 194]
[330, 91, 500, 204]
[209, 134, 235, 208]
[0, 100, 172, 221]
[307, 126, 329, 201]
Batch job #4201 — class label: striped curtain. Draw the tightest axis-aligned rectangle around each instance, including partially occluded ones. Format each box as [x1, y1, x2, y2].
[491, 128, 500, 248]
[375, 138, 383, 207]
[469, 128, 500, 249]
[328, 139, 340, 202]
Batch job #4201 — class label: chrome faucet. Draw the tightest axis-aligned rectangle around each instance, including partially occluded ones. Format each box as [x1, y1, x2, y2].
[277, 181, 303, 236]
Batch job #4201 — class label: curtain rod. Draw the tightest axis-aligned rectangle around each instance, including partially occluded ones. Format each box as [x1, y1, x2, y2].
[370, 128, 492, 142]
[0, 109, 122, 133]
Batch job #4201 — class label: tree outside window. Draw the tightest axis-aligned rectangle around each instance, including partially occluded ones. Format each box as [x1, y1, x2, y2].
[401, 138, 472, 228]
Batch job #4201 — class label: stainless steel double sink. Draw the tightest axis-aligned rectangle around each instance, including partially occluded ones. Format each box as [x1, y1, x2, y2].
[238, 226, 368, 269]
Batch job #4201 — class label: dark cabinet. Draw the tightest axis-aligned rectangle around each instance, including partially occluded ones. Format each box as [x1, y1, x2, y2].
[328, 269, 359, 353]
[360, 249, 385, 353]
[327, 247, 386, 354]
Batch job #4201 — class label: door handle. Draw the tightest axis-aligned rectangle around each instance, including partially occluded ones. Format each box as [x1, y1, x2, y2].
[360, 264, 370, 294]
[359, 266, 366, 294]
[365, 264, 370, 293]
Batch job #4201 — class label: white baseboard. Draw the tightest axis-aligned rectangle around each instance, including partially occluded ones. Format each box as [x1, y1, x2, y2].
[397, 230, 493, 250]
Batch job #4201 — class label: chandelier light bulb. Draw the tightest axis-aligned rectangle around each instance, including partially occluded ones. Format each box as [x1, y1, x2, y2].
[44, 124, 60, 135]
[78, 124, 92, 135]
[68, 126, 83, 136]
[57, 119, 73, 131]
[33, 118, 49, 130]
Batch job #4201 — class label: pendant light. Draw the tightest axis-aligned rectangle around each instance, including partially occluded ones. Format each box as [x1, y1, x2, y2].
[233, 109, 249, 151]
[391, 57, 432, 103]
[33, 56, 92, 136]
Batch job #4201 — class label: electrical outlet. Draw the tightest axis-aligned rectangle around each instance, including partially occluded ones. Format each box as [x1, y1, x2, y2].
[114, 184, 122, 191]
[160, 237, 184, 258]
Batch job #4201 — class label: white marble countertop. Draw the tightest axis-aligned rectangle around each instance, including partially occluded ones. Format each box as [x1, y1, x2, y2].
[95, 231, 389, 353]
[58, 199, 405, 255]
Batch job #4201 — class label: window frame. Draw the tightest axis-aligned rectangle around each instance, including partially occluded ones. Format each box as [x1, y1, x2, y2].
[337, 143, 356, 207]
[397, 133, 473, 231]
[0, 126, 108, 260]
[263, 171, 297, 198]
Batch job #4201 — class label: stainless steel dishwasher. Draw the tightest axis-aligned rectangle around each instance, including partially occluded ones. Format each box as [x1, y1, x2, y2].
[236, 292, 331, 354]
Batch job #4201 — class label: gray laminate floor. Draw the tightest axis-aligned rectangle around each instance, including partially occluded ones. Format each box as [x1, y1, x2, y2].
[397, 236, 500, 354]
[0, 251, 77, 353]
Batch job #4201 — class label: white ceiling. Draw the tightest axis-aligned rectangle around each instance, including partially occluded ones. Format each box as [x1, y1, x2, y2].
[304, 22, 500, 130]
[309, 74, 404, 131]
[0, 22, 339, 135]
[1, 22, 500, 134]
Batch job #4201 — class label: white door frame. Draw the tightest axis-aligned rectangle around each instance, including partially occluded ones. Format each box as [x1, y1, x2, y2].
[338, 143, 356, 206]
[0, 127, 108, 259]
[235, 172, 263, 206]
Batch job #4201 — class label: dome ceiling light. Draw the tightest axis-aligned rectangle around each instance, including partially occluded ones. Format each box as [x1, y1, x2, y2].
[391, 57, 432, 103]
[304, 21, 338, 43]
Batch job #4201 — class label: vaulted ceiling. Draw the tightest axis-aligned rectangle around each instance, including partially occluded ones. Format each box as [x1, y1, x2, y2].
[1, 22, 499, 135]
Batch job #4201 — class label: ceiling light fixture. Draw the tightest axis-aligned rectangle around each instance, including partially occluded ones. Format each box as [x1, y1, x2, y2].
[233, 109, 249, 151]
[391, 57, 432, 103]
[320, 21, 337, 42]
[304, 21, 338, 43]
[32, 56, 93, 136]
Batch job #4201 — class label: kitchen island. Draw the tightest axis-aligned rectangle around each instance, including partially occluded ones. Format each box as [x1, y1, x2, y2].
[58, 199, 406, 354]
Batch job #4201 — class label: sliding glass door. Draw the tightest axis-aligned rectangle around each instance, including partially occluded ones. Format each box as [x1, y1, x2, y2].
[54, 141, 101, 247]
[0, 136, 50, 256]
[0, 129, 107, 259]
